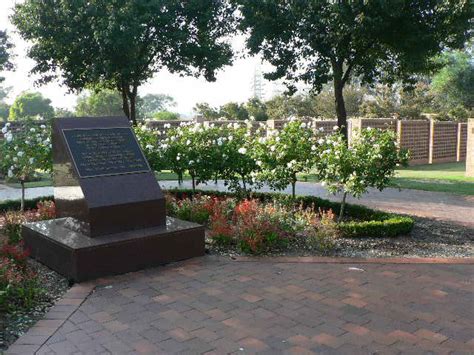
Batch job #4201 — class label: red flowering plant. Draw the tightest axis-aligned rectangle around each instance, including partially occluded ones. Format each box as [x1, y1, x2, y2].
[0, 242, 40, 312]
[36, 200, 56, 220]
[232, 199, 292, 253]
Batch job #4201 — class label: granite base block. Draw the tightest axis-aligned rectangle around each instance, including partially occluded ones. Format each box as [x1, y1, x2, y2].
[22, 216, 205, 282]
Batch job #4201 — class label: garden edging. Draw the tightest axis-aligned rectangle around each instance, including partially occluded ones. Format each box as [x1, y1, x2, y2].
[230, 255, 474, 264]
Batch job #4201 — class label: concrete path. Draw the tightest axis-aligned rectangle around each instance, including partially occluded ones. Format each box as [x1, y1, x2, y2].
[8, 257, 474, 354]
[1, 181, 473, 227]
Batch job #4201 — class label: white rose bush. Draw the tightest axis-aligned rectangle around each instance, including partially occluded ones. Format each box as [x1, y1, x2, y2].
[315, 128, 409, 221]
[254, 119, 322, 197]
[0, 121, 52, 210]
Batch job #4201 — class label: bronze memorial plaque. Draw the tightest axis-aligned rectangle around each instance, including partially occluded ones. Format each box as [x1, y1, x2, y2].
[62, 127, 150, 178]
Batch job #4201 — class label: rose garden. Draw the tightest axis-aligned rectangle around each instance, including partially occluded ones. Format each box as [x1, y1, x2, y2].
[0, 1, 473, 354]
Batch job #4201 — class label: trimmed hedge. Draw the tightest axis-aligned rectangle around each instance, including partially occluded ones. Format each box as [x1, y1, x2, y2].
[167, 188, 414, 238]
[0, 196, 54, 213]
[0, 189, 414, 238]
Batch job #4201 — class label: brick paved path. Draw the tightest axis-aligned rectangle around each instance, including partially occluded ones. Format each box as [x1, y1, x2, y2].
[8, 257, 474, 354]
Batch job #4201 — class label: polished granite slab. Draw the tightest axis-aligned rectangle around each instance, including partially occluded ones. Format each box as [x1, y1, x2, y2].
[23, 216, 205, 282]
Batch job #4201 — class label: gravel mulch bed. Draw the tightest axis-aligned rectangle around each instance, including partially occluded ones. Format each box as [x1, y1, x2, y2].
[0, 259, 69, 351]
[207, 217, 474, 259]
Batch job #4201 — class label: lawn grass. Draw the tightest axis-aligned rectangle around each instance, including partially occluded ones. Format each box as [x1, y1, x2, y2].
[300, 162, 474, 195]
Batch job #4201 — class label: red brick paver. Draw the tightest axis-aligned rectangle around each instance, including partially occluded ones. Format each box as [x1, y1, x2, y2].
[7, 256, 474, 354]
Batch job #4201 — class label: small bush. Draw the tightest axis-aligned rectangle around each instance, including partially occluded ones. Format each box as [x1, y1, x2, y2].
[303, 209, 338, 252]
[3, 211, 26, 244]
[0, 243, 41, 313]
[36, 200, 56, 220]
[166, 188, 414, 239]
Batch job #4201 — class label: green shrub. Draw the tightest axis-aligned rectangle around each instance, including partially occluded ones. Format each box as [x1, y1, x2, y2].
[0, 196, 54, 213]
[3, 190, 414, 239]
[166, 188, 414, 238]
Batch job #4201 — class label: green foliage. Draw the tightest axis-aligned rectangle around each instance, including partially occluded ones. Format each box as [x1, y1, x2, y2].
[152, 111, 180, 120]
[315, 128, 409, 219]
[0, 102, 9, 121]
[133, 123, 165, 172]
[138, 94, 175, 119]
[0, 30, 13, 75]
[193, 102, 220, 120]
[338, 216, 414, 239]
[265, 95, 315, 120]
[8, 92, 54, 121]
[254, 119, 321, 197]
[317, 128, 409, 196]
[12, 0, 236, 124]
[75, 89, 124, 117]
[245, 98, 268, 121]
[3, 211, 26, 244]
[235, 0, 472, 135]
[0, 196, 53, 213]
[0, 121, 52, 210]
[167, 188, 414, 240]
[0, 243, 41, 313]
[219, 102, 249, 120]
[54, 107, 75, 118]
[432, 49, 474, 112]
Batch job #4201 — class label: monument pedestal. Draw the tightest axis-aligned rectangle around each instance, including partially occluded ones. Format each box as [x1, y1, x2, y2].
[23, 217, 205, 282]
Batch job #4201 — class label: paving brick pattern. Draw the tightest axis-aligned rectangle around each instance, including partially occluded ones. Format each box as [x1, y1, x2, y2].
[8, 257, 474, 354]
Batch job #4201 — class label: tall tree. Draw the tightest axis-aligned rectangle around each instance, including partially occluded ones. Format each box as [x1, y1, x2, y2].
[75, 89, 124, 117]
[193, 102, 220, 120]
[236, 0, 471, 138]
[9, 92, 55, 120]
[245, 98, 268, 121]
[138, 94, 175, 119]
[12, 0, 235, 125]
[431, 48, 474, 111]
[219, 102, 249, 120]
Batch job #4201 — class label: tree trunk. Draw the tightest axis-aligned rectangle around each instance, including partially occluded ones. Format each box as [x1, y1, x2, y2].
[120, 84, 130, 119]
[241, 177, 247, 194]
[20, 179, 25, 212]
[129, 85, 138, 126]
[291, 174, 297, 198]
[338, 191, 348, 222]
[191, 175, 196, 192]
[332, 60, 348, 140]
[334, 79, 348, 140]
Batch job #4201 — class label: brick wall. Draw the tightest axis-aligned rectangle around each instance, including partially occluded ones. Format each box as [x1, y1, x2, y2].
[457, 123, 467, 162]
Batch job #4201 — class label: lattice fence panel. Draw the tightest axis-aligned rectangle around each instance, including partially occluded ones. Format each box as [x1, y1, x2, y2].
[430, 121, 458, 163]
[398, 120, 430, 165]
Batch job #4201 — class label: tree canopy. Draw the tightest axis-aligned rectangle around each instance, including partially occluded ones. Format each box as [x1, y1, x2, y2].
[12, 0, 236, 125]
[75, 89, 124, 117]
[235, 0, 472, 137]
[138, 94, 175, 119]
[431, 48, 474, 112]
[0, 30, 13, 76]
[9, 92, 55, 121]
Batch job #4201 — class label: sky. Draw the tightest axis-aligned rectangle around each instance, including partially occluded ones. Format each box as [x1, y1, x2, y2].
[0, 0, 284, 116]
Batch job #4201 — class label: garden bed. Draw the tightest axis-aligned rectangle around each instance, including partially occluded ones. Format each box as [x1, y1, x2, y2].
[165, 189, 473, 258]
[0, 201, 69, 351]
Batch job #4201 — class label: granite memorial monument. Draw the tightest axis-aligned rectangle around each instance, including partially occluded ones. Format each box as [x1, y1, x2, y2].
[22, 117, 205, 281]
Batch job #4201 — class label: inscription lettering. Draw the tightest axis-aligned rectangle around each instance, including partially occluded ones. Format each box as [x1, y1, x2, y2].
[63, 128, 150, 178]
